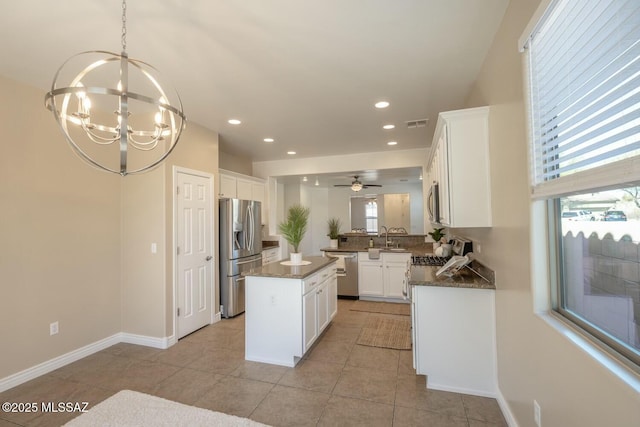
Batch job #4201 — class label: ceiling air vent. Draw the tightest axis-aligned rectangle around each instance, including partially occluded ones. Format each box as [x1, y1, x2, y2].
[406, 119, 428, 129]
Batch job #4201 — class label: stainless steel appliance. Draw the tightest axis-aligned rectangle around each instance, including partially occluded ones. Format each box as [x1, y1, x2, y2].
[411, 254, 449, 266]
[219, 199, 262, 318]
[325, 252, 358, 298]
[427, 181, 440, 224]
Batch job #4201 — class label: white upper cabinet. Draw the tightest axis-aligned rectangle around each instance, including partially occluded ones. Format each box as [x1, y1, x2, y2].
[219, 173, 238, 199]
[219, 170, 266, 223]
[219, 171, 265, 201]
[427, 106, 492, 228]
[236, 178, 254, 200]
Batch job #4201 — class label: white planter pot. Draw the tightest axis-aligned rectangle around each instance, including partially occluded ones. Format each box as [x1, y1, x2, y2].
[290, 252, 303, 264]
[432, 242, 441, 250]
[440, 243, 452, 257]
[329, 239, 338, 249]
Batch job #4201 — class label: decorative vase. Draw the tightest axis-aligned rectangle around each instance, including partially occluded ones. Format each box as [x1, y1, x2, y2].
[329, 239, 338, 249]
[290, 252, 303, 264]
[432, 242, 441, 250]
[440, 243, 452, 257]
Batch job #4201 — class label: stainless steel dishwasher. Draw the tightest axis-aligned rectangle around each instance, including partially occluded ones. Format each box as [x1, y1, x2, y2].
[325, 252, 358, 298]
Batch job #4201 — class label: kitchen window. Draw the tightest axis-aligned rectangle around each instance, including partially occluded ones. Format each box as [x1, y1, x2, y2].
[365, 199, 378, 234]
[522, 0, 640, 367]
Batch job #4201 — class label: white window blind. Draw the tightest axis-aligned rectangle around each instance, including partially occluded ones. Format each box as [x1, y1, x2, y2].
[526, 0, 640, 198]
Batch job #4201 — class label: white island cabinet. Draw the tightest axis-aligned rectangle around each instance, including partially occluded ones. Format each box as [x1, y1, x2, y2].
[244, 256, 337, 367]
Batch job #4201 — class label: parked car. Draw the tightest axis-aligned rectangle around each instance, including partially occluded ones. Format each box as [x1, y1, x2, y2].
[603, 210, 627, 221]
[580, 210, 596, 221]
[561, 211, 583, 220]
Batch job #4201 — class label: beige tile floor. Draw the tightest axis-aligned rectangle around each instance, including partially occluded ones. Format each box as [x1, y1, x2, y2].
[0, 299, 507, 427]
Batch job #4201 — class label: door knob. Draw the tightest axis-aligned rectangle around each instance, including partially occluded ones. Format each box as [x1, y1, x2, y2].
[206, 256, 213, 261]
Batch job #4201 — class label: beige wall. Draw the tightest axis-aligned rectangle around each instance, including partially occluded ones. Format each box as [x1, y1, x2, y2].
[1, 75, 219, 382]
[164, 123, 219, 336]
[0, 75, 121, 378]
[122, 118, 219, 340]
[219, 149, 253, 176]
[459, 0, 640, 426]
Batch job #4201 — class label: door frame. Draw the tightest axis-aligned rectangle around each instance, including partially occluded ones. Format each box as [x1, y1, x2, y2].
[172, 166, 216, 344]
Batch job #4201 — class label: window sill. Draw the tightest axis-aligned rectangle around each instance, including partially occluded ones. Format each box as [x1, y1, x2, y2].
[537, 311, 640, 393]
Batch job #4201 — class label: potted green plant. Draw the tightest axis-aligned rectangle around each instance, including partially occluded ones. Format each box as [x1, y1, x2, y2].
[428, 227, 447, 249]
[327, 217, 341, 249]
[278, 204, 310, 264]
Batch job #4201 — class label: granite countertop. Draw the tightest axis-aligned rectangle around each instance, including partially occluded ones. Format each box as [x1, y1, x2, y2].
[320, 246, 432, 256]
[243, 256, 336, 279]
[409, 264, 496, 290]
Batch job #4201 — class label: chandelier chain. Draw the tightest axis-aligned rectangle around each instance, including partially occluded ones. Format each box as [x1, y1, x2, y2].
[121, 0, 127, 52]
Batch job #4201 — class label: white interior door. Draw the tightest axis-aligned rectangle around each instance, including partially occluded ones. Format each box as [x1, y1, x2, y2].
[176, 170, 213, 338]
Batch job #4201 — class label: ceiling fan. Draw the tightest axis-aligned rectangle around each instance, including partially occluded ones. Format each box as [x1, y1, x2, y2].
[333, 175, 382, 192]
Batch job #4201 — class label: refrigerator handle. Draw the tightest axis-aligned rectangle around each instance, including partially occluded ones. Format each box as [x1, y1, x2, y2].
[244, 204, 253, 250]
[249, 204, 255, 249]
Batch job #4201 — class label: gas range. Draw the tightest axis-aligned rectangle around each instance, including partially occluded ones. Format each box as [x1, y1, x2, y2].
[411, 255, 450, 266]
[411, 237, 473, 267]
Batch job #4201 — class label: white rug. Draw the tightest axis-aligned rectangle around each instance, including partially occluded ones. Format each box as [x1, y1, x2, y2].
[63, 390, 270, 427]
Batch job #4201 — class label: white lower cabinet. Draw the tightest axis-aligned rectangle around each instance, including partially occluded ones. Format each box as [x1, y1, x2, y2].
[412, 285, 497, 396]
[358, 259, 384, 296]
[358, 252, 411, 300]
[303, 285, 318, 351]
[303, 268, 335, 351]
[262, 247, 280, 265]
[384, 256, 410, 299]
[246, 262, 337, 367]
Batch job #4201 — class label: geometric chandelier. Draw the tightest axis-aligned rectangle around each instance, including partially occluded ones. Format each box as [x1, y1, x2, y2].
[44, 0, 186, 176]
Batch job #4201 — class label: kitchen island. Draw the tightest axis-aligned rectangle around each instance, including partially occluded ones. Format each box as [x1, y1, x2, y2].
[409, 263, 497, 397]
[242, 256, 337, 367]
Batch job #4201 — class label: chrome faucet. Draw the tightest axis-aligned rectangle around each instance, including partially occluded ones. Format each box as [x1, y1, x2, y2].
[378, 226, 391, 247]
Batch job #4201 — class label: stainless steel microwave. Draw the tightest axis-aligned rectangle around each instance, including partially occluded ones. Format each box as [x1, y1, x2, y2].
[427, 181, 440, 224]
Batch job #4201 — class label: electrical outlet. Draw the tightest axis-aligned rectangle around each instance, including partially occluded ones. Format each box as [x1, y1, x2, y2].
[476, 241, 482, 253]
[49, 321, 59, 336]
[534, 400, 541, 427]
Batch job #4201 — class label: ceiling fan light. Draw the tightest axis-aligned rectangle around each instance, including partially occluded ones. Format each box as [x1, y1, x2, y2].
[351, 182, 363, 191]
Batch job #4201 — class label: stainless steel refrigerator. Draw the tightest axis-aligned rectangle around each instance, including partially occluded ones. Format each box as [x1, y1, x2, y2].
[219, 198, 262, 318]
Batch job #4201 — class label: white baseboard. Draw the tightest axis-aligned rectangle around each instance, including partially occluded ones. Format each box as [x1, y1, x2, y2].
[427, 382, 497, 398]
[0, 334, 120, 393]
[495, 387, 519, 427]
[120, 332, 173, 349]
[0, 332, 176, 393]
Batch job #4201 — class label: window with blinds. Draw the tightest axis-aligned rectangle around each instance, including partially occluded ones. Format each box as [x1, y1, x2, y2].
[526, 0, 640, 197]
[523, 0, 640, 368]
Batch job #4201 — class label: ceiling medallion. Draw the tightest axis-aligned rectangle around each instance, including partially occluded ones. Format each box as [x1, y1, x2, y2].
[44, 0, 186, 176]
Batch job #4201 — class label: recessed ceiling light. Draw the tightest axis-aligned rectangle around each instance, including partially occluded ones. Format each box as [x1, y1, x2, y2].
[387, 141, 398, 146]
[228, 119, 241, 125]
[383, 124, 395, 130]
[375, 101, 390, 109]
[263, 138, 274, 143]
[287, 151, 296, 155]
